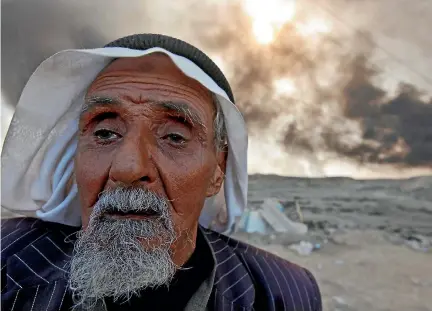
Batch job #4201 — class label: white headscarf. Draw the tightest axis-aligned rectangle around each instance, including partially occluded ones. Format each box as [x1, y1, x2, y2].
[1, 47, 248, 234]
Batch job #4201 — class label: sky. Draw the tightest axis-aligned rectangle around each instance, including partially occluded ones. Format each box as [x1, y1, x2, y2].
[2, 0, 431, 178]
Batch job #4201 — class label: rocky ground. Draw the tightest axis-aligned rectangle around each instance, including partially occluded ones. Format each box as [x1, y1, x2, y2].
[234, 174, 432, 311]
[234, 230, 432, 311]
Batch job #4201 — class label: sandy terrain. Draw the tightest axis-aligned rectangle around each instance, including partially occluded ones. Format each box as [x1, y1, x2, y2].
[234, 174, 432, 311]
[235, 230, 432, 311]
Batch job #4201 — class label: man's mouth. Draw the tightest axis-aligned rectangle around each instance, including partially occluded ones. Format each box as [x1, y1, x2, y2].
[105, 210, 159, 220]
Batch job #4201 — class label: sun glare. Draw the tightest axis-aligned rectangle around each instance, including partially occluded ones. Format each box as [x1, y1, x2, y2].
[274, 78, 296, 95]
[296, 18, 331, 36]
[243, 0, 296, 44]
[252, 20, 275, 44]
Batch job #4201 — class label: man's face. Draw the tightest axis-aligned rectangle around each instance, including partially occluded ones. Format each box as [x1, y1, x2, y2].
[76, 52, 225, 241]
[71, 53, 225, 306]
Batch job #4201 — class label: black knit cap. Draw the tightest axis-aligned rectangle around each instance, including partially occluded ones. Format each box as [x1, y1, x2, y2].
[105, 33, 235, 103]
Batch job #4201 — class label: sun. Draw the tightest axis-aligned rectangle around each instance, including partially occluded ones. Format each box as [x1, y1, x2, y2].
[242, 0, 332, 44]
[243, 0, 296, 44]
[274, 78, 296, 95]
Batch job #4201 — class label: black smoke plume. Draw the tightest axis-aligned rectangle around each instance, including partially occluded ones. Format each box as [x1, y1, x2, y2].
[194, 4, 432, 168]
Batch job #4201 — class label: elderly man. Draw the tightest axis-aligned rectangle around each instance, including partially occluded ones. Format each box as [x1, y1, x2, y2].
[1, 34, 321, 310]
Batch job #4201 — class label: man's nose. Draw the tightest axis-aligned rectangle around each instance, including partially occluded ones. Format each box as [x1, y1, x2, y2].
[108, 134, 156, 186]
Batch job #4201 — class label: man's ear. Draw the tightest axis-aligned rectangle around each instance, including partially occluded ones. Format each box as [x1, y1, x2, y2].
[206, 149, 227, 197]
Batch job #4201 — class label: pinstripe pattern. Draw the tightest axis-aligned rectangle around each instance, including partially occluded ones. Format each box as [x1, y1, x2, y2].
[1, 218, 321, 310]
[203, 229, 321, 311]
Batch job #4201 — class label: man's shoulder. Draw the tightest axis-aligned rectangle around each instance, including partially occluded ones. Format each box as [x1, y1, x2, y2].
[1, 217, 76, 261]
[204, 229, 322, 310]
[2, 217, 46, 257]
[1, 218, 76, 309]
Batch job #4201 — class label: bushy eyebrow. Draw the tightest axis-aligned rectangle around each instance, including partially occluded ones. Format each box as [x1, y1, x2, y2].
[81, 95, 206, 131]
[81, 96, 121, 114]
[158, 101, 205, 129]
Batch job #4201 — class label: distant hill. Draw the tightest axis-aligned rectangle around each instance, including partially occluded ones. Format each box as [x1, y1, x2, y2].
[3, 175, 431, 237]
[248, 174, 432, 237]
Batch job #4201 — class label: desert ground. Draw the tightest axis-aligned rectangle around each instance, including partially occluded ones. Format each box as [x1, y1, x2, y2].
[233, 174, 432, 311]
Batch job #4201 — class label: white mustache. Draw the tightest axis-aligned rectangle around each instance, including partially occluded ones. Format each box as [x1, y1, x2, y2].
[92, 187, 169, 218]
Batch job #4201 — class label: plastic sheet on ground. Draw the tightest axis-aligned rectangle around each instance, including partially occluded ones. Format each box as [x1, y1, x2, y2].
[237, 198, 308, 235]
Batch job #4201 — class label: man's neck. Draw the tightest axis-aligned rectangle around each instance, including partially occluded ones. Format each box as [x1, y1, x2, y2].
[170, 224, 200, 267]
[103, 227, 214, 310]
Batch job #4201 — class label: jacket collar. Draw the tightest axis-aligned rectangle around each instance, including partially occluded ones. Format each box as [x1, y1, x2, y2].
[201, 227, 255, 310]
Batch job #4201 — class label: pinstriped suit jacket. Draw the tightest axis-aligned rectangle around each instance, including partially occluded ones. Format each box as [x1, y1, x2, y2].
[1, 218, 321, 311]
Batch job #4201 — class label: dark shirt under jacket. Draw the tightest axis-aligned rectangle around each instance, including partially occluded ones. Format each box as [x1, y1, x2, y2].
[1, 218, 322, 310]
[104, 228, 214, 311]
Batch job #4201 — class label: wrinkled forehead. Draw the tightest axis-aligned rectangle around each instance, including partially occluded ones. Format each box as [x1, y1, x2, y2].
[89, 53, 213, 101]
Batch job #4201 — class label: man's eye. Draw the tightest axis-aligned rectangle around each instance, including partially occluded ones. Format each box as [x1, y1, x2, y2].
[164, 133, 186, 145]
[94, 129, 121, 142]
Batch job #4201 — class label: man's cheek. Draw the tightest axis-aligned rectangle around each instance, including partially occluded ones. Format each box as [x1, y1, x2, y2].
[168, 165, 214, 218]
[75, 151, 112, 209]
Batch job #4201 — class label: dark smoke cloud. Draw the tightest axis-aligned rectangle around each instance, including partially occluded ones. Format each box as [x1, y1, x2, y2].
[2, 0, 432, 168]
[2, 0, 104, 105]
[194, 5, 432, 167]
[332, 54, 432, 165]
[1, 0, 157, 106]
[281, 50, 432, 166]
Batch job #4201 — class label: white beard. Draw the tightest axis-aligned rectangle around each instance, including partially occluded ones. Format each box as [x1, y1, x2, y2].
[68, 187, 178, 310]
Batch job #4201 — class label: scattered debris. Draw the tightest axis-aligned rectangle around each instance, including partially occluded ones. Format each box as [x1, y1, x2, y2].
[237, 209, 268, 234]
[237, 198, 308, 235]
[405, 240, 430, 252]
[260, 199, 308, 234]
[404, 234, 431, 252]
[332, 296, 347, 305]
[411, 277, 432, 287]
[295, 200, 304, 223]
[289, 241, 314, 256]
[330, 235, 348, 245]
[332, 296, 355, 311]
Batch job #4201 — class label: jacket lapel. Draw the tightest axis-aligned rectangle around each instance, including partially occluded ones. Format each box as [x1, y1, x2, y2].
[202, 228, 256, 311]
